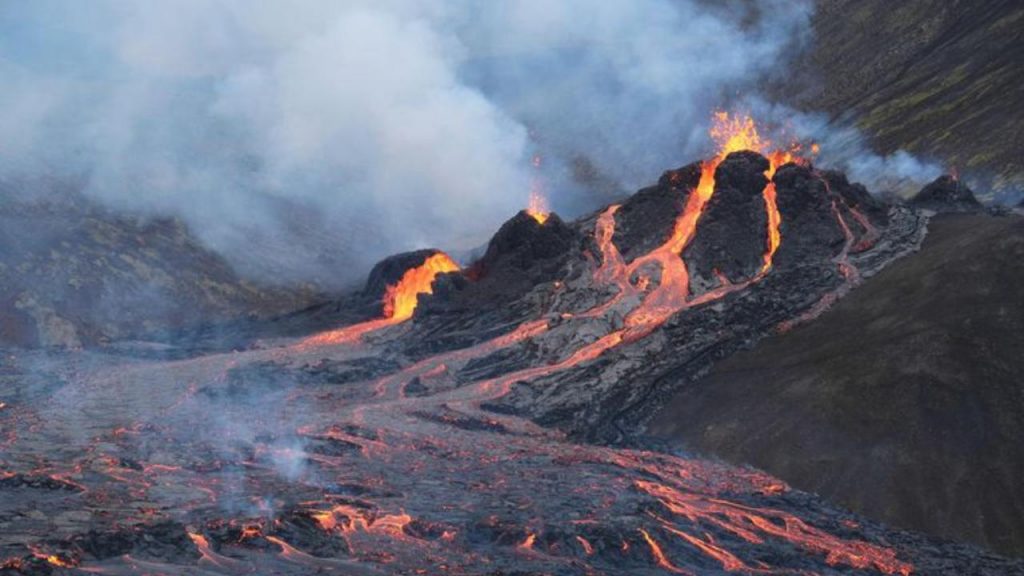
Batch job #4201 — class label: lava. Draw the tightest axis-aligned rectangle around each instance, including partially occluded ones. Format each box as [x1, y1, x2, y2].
[383, 253, 460, 322]
[0, 110, 933, 576]
[527, 189, 550, 225]
[526, 154, 550, 225]
[302, 251, 459, 346]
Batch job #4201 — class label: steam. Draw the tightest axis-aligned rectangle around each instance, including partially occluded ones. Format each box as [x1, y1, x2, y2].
[741, 99, 944, 194]
[0, 0, 938, 286]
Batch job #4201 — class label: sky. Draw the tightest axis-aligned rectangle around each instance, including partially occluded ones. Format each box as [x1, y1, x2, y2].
[0, 0, 938, 287]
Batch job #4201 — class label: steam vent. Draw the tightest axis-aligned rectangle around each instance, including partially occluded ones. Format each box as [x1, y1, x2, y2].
[3, 4, 1024, 576]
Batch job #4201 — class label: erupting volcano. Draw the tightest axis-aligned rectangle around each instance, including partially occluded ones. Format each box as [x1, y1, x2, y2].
[0, 110, 1019, 576]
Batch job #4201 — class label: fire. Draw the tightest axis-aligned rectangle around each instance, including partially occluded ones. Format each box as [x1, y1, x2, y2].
[302, 251, 460, 346]
[526, 154, 550, 224]
[527, 189, 549, 225]
[383, 253, 460, 321]
[707, 112, 808, 274]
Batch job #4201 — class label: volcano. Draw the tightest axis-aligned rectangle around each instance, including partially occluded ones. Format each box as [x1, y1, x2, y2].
[1, 114, 1023, 576]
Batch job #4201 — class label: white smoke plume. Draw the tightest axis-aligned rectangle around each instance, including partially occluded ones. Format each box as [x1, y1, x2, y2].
[6, 0, 939, 288]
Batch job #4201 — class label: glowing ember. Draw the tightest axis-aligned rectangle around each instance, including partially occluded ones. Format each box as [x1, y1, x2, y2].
[527, 189, 550, 225]
[526, 154, 550, 224]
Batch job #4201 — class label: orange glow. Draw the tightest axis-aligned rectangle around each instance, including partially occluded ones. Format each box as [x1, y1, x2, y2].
[383, 253, 460, 321]
[518, 533, 537, 551]
[526, 154, 550, 224]
[527, 189, 550, 225]
[575, 535, 594, 555]
[44, 555, 74, 568]
[302, 251, 459, 346]
[707, 113, 814, 275]
[639, 528, 687, 574]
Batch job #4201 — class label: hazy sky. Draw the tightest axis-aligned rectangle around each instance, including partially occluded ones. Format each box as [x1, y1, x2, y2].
[1, 1, 934, 287]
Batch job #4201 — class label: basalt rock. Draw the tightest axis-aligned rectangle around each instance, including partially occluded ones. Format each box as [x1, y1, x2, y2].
[611, 162, 701, 262]
[684, 151, 769, 292]
[414, 211, 580, 340]
[362, 249, 448, 301]
[773, 163, 847, 269]
[460, 211, 579, 301]
[821, 169, 890, 226]
[475, 211, 577, 277]
[910, 175, 981, 212]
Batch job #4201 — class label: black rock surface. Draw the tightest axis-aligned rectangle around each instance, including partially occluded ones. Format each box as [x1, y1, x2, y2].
[362, 248, 449, 300]
[684, 151, 769, 291]
[611, 162, 701, 261]
[910, 175, 982, 211]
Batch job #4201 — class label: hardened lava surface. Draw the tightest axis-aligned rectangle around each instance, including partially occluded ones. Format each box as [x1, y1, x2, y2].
[2, 146, 1021, 575]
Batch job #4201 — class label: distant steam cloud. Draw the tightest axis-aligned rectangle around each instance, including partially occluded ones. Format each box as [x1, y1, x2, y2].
[1, 1, 935, 286]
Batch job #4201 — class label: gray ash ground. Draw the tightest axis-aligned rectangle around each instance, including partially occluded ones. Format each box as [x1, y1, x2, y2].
[1, 155, 1022, 575]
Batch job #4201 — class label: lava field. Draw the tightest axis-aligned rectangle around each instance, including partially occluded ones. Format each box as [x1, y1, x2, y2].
[2, 115, 1021, 575]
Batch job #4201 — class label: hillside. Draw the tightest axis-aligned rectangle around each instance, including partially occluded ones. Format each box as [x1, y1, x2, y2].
[790, 0, 1024, 199]
[0, 187, 318, 348]
[649, 213, 1024, 557]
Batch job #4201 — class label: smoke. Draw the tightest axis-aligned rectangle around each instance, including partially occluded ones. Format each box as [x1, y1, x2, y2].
[741, 99, 944, 194]
[2, 0, 935, 287]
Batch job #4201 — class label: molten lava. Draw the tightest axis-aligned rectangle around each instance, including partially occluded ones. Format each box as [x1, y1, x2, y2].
[0, 108, 930, 576]
[302, 252, 459, 346]
[383, 252, 460, 322]
[526, 154, 550, 224]
[526, 189, 550, 225]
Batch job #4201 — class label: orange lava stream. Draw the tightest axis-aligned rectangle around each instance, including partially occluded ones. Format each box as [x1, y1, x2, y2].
[639, 528, 690, 574]
[302, 252, 459, 346]
[385, 253, 460, 322]
[9, 112, 917, 576]
[636, 480, 913, 575]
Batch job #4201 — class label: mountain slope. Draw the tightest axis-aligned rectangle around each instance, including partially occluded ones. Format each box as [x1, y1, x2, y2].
[649, 212, 1024, 556]
[0, 189, 317, 348]
[790, 0, 1024, 198]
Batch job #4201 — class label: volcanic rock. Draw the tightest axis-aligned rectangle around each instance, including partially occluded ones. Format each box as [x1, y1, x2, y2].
[649, 213, 1024, 557]
[684, 151, 769, 291]
[461, 211, 579, 299]
[363, 249, 449, 300]
[820, 169, 890, 226]
[910, 175, 981, 212]
[771, 163, 847, 268]
[611, 161, 701, 261]
[0, 192, 315, 348]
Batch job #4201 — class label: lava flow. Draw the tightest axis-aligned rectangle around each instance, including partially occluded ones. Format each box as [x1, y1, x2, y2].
[301, 251, 459, 346]
[0, 112, 956, 575]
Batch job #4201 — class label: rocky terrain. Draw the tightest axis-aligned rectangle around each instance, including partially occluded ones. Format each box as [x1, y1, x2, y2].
[649, 205, 1024, 557]
[788, 0, 1024, 200]
[0, 184, 318, 349]
[2, 120, 1023, 574]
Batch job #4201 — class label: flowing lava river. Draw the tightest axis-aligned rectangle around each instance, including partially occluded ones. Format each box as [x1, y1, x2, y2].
[2, 115, 1001, 575]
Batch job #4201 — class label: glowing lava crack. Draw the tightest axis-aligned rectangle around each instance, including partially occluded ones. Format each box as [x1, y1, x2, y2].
[1, 113, 1010, 575]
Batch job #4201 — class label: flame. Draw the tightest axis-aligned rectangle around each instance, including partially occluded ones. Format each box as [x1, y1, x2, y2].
[527, 189, 549, 225]
[383, 253, 460, 321]
[526, 154, 550, 224]
[708, 112, 807, 274]
[302, 251, 460, 346]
